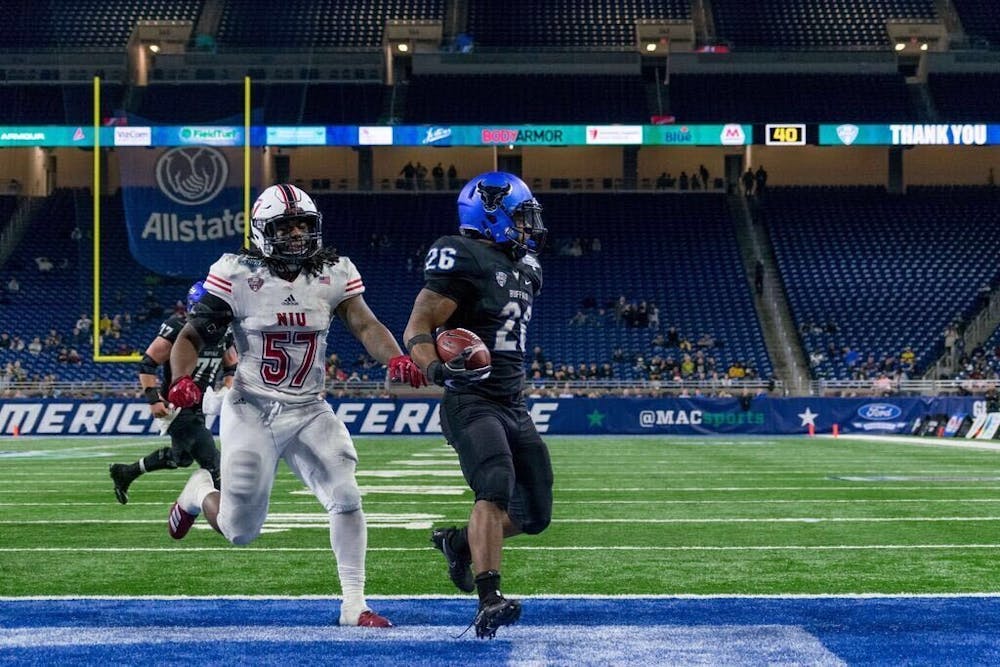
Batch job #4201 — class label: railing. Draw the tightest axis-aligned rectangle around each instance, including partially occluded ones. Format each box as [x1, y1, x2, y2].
[1, 378, 781, 399]
[7, 377, 993, 400]
[811, 378, 997, 397]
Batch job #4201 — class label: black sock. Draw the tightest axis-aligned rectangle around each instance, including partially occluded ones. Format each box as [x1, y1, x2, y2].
[448, 526, 471, 560]
[122, 462, 141, 479]
[140, 449, 172, 474]
[475, 570, 502, 607]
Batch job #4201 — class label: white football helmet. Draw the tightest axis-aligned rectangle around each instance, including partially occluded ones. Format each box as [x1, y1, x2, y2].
[250, 184, 323, 261]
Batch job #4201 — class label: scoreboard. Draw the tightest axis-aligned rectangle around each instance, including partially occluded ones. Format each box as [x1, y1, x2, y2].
[765, 124, 807, 146]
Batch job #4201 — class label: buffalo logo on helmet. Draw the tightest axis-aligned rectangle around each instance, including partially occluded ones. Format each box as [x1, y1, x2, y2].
[476, 181, 512, 212]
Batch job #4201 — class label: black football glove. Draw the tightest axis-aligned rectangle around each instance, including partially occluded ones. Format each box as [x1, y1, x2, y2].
[428, 348, 492, 388]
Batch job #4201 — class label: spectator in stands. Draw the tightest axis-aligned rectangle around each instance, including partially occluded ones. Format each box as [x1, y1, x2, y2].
[74, 313, 92, 336]
[0, 332, 10, 349]
[590, 237, 602, 254]
[415, 162, 428, 190]
[678, 171, 689, 190]
[873, 373, 894, 396]
[44, 329, 61, 349]
[27, 336, 42, 355]
[10, 335, 24, 352]
[99, 313, 113, 338]
[6, 178, 21, 194]
[754, 165, 768, 196]
[699, 164, 710, 189]
[569, 310, 588, 326]
[447, 164, 458, 189]
[900, 346, 916, 373]
[5, 276, 19, 294]
[432, 163, 445, 190]
[656, 172, 669, 189]
[400, 161, 416, 189]
[944, 323, 959, 356]
[742, 168, 755, 198]
[57, 347, 70, 363]
[647, 302, 659, 329]
[34, 256, 54, 273]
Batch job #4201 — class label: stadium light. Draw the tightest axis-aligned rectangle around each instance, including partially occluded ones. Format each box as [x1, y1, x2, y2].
[396, 42, 410, 53]
[894, 42, 906, 51]
[148, 44, 160, 54]
[645, 42, 658, 52]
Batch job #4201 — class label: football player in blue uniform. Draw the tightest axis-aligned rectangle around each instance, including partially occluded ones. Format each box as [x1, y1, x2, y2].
[109, 282, 236, 504]
[404, 172, 554, 638]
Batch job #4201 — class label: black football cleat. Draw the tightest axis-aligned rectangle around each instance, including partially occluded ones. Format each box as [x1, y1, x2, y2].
[474, 597, 522, 639]
[431, 527, 475, 593]
[109, 464, 132, 505]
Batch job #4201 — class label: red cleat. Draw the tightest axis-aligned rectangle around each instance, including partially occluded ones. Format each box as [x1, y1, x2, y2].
[355, 610, 393, 628]
[168, 502, 196, 540]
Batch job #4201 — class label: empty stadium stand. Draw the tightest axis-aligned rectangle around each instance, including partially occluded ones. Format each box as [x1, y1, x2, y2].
[466, 0, 691, 48]
[710, 0, 937, 51]
[667, 73, 917, 123]
[928, 73, 1000, 121]
[403, 74, 649, 124]
[215, 0, 445, 49]
[765, 185, 1000, 380]
[0, 0, 204, 50]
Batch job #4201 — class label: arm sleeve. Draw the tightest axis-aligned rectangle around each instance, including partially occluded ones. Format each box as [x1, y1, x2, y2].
[187, 293, 234, 346]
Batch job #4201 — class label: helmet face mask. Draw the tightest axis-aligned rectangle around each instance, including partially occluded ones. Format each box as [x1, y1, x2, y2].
[458, 172, 545, 257]
[250, 184, 323, 262]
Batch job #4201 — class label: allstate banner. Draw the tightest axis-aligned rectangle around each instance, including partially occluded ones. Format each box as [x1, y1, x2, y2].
[0, 397, 984, 437]
[118, 117, 256, 277]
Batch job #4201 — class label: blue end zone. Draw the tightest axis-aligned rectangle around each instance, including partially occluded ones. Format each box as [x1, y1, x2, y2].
[2, 597, 999, 664]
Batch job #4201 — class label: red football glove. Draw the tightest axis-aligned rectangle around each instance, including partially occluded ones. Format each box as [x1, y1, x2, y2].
[388, 355, 427, 388]
[167, 375, 202, 408]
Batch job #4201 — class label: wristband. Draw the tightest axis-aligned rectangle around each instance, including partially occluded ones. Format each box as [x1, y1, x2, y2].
[144, 387, 163, 404]
[426, 360, 445, 386]
[406, 333, 435, 352]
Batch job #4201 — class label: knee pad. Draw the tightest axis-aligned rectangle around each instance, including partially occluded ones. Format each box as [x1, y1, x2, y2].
[473, 455, 515, 510]
[520, 514, 551, 535]
[156, 447, 179, 469]
[173, 451, 194, 468]
[329, 480, 362, 514]
[227, 450, 263, 502]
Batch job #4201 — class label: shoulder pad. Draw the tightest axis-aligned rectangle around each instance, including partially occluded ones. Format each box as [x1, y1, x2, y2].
[424, 235, 484, 279]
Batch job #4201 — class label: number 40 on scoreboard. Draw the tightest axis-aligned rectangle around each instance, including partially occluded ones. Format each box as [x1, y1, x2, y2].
[765, 124, 807, 146]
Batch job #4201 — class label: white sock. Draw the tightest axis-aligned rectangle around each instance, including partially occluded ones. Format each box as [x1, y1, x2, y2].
[331, 510, 368, 622]
[176, 468, 213, 515]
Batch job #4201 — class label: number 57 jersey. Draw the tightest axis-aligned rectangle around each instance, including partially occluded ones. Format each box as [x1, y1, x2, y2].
[423, 235, 543, 398]
[203, 253, 365, 403]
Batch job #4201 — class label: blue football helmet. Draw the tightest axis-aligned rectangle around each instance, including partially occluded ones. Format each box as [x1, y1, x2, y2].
[186, 281, 207, 313]
[457, 172, 545, 256]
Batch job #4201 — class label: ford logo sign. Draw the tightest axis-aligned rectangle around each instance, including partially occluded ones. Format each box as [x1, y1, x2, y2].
[857, 403, 902, 421]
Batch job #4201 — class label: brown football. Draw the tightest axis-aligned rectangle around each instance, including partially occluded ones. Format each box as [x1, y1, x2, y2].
[435, 328, 491, 370]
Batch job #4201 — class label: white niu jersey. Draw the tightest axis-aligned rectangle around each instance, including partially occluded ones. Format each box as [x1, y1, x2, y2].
[203, 253, 364, 403]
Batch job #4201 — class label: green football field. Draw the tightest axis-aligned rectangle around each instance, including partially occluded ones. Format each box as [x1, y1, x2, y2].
[2, 434, 1000, 598]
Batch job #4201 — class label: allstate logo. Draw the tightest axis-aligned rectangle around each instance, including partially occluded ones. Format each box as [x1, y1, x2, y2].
[857, 403, 902, 420]
[155, 146, 229, 206]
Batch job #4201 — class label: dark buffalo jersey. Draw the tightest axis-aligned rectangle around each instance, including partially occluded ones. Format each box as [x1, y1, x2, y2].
[156, 314, 234, 395]
[424, 234, 542, 398]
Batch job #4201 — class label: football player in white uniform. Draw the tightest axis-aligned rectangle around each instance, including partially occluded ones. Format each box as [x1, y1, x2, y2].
[165, 184, 425, 628]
